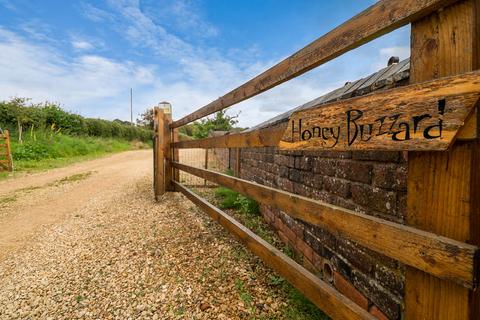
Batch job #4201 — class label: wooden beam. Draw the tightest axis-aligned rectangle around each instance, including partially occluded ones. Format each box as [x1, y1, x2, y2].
[173, 162, 479, 288]
[279, 71, 480, 151]
[172, 0, 461, 128]
[235, 148, 241, 177]
[154, 108, 165, 199]
[173, 128, 180, 183]
[172, 125, 286, 149]
[5, 130, 12, 172]
[173, 181, 375, 320]
[406, 1, 480, 319]
[164, 112, 173, 192]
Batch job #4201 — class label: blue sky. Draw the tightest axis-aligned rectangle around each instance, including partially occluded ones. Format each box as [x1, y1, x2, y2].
[0, 0, 410, 127]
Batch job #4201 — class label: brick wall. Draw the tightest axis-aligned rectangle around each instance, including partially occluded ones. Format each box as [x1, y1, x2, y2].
[211, 148, 230, 172]
[235, 145, 407, 320]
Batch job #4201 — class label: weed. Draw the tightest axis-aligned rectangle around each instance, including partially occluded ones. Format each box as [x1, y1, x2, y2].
[215, 186, 239, 209]
[268, 275, 285, 287]
[0, 195, 17, 204]
[58, 171, 95, 184]
[235, 194, 259, 216]
[235, 279, 254, 306]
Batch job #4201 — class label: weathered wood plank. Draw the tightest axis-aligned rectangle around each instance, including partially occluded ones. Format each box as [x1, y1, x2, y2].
[172, 0, 460, 128]
[405, 1, 480, 319]
[172, 126, 285, 149]
[172, 162, 479, 288]
[173, 128, 180, 182]
[173, 181, 375, 320]
[154, 108, 165, 199]
[279, 71, 480, 151]
[164, 113, 173, 192]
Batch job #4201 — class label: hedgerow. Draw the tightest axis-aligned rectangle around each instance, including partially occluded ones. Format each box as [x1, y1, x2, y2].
[0, 98, 152, 142]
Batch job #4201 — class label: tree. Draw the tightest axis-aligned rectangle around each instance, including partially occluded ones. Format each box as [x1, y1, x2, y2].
[190, 110, 239, 139]
[137, 108, 155, 130]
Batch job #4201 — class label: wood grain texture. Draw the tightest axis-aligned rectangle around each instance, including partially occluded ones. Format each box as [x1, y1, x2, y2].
[406, 1, 479, 319]
[154, 108, 165, 199]
[172, 125, 286, 149]
[172, 0, 460, 128]
[173, 162, 479, 288]
[234, 148, 241, 177]
[279, 71, 480, 151]
[173, 128, 180, 182]
[0, 130, 13, 172]
[173, 181, 375, 320]
[163, 113, 173, 192]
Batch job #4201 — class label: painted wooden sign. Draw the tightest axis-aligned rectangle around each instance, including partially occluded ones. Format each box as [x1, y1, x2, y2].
[279, 71, 480, 151]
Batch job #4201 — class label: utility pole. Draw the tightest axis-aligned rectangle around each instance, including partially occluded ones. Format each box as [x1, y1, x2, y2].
[130, 88, 133, 125]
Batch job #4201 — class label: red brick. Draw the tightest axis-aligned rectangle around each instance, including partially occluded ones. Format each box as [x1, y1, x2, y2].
[350, 184, 397, 215]
[333, 271, 369, 311]
[312, 158, 336, 176]
[278, 230, 289, 245]
[296, 238, 314, 262]
[274, 216, 282, 231]
[369, 305, 390, 320]
[313, 253, 324, 271]
[291, 222, 304, 238]
[372, 163, 407, 191]
[322, 176, 350, 198]
[282, 224, 297, 244]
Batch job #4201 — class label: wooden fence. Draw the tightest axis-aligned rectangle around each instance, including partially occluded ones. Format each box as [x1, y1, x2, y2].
[0, 130, 13, 172]
[153, 0, 480, 318]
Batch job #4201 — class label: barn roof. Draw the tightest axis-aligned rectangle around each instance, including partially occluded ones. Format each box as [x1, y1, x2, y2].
[249, 58, 410, 131]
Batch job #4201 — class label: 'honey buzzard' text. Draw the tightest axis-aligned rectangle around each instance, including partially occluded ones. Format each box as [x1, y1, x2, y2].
[290, 99, 445, 148]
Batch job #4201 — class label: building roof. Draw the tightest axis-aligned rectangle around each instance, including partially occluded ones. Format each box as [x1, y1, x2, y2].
[249, 58, 410, 131]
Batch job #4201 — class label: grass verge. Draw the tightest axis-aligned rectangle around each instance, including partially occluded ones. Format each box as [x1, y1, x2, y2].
[198, 185, 329, 320]
[1, 131, 151, 179]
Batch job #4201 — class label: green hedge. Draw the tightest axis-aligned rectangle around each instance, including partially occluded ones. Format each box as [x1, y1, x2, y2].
[0, 98, 152, 142]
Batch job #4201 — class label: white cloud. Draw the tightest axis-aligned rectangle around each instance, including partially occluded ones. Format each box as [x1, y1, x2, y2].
[80, 3, 115, 22]
[71, 40, 94, 51]
[1, 2, 411, 128]
[371, 46, 410, 71]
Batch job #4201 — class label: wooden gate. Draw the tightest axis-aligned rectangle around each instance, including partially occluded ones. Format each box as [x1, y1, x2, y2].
[0, 130, 13, 172]
[153, 0, 480, 318]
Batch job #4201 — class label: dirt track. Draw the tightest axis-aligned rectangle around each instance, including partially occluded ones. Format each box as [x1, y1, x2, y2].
[0, 150, 291, 319]
[0, 150, 152, 260]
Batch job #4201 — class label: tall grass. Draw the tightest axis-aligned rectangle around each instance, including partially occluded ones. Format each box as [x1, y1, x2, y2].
[7, 129, 150, 172]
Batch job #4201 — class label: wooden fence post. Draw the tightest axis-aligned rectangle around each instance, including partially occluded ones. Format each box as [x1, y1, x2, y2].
[235, 148, 241, 177]
[406, 0, 479, 319]
[164, 110, 173, 192]
[204, 148, 209, 186]
[173, 128, 179, 183]
[5, 130, 12, 172]
[154, 107, 165, 200]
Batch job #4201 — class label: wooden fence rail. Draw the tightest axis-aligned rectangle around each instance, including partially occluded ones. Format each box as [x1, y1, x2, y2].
[152, 0, 480, 318]
[172, 161, 478, 288]
[174, 181, 375, 320]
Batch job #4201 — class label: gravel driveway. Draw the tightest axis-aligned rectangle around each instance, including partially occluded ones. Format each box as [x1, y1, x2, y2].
[0, 151, 288, 319]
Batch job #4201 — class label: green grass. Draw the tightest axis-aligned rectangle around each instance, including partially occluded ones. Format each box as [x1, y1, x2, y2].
[2, 130, 151, 177]
[215, 186, 259, 216]
[211, 185, 329, 320]
[215, 186, 241, 209]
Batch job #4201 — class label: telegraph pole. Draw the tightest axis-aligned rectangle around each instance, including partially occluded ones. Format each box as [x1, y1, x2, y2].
[130, 88, 133, 125]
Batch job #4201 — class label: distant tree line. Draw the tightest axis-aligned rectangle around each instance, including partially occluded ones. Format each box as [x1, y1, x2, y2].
[0, 98, 152, 142]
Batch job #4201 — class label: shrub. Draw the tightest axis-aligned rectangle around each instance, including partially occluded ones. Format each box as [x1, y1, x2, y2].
[0, 98, 152, 142]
